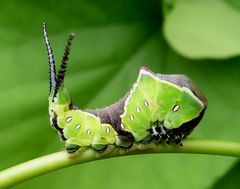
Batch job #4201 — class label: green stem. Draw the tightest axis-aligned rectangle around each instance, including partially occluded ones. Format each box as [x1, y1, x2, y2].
[1, 138, 240, 188]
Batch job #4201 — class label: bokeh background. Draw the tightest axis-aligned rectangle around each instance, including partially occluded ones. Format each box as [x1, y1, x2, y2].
[1, 0, 240, 188]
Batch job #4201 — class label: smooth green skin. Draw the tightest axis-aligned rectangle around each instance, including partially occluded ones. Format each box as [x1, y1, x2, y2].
[121, 68, 204, 141]
[49, 68, 204, 147]
[49, 88, 117, 148]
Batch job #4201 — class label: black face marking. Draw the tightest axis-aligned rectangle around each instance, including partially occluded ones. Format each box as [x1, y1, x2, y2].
[51, 113, 60, 131]
[52, 112, 66, 141]
[66, 144, 80, 153]
[58, 131, 67, 141]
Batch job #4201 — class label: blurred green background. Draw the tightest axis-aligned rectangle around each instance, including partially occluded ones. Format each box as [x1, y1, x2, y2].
[1, 0, 240, 188]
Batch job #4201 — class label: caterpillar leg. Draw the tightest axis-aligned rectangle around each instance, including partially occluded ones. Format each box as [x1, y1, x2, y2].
[119, 143, 139, 155]
[115, 132, 134, 149]
[148, 125, 163, 143]
[92, 144, 107, 151]
[167, 132, 183, 146]
[95, 145, 115, 158]
[65, 143, 80, 153]
[115, 137, 133, 149]
[148, 125, 183, 146]
[160, 127, 183, 146]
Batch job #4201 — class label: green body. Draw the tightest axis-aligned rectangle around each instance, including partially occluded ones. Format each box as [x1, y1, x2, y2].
[49, 68, 204, 149]
[121, 68, 204, 141]
[49, 100, 117, 148]
[43, 23, 207, 152]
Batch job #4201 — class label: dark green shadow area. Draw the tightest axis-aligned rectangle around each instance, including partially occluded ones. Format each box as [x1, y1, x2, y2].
[211, 160, 240, 189]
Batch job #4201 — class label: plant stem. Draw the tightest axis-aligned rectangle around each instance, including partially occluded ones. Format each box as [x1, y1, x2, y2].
[1, 138, 240, 188]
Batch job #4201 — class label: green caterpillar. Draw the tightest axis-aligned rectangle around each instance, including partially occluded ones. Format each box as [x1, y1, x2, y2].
[43, 23, 207, 153]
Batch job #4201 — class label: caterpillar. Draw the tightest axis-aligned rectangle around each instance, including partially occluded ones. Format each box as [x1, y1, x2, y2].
[43, 23, 207, 153]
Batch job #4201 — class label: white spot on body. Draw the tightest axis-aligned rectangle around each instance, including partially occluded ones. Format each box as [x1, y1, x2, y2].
[136, 107, 141, 112]
[106, 127, 110, 134]
[130, 114, 134, 121]
[121, 123, 125, 129]
[86, 129, 91, 135]
[173, 104, 180, 112]
[144, 100, 149, 107]
[66, 117, 72, 123]
[75, 124, 81, 130]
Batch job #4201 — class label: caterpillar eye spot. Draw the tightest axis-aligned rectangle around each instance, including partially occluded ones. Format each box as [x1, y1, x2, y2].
[173, 105, 180, 112]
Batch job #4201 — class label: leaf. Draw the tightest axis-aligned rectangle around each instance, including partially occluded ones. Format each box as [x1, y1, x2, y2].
[163, 0, 240, 59]
[211, 160, 240, 189]
[0, 1, 240, 189]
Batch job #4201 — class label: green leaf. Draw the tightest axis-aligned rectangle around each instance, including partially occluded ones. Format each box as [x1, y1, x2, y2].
[163, 0, 240, 59]
[211, 160, 240, 189]
[0, 1, 240, 189]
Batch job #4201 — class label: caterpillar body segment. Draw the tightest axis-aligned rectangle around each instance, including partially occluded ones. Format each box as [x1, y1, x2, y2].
[43, 24, 207, 153]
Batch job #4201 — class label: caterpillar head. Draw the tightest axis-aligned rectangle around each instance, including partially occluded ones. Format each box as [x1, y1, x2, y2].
[43, 23, 74, 107]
